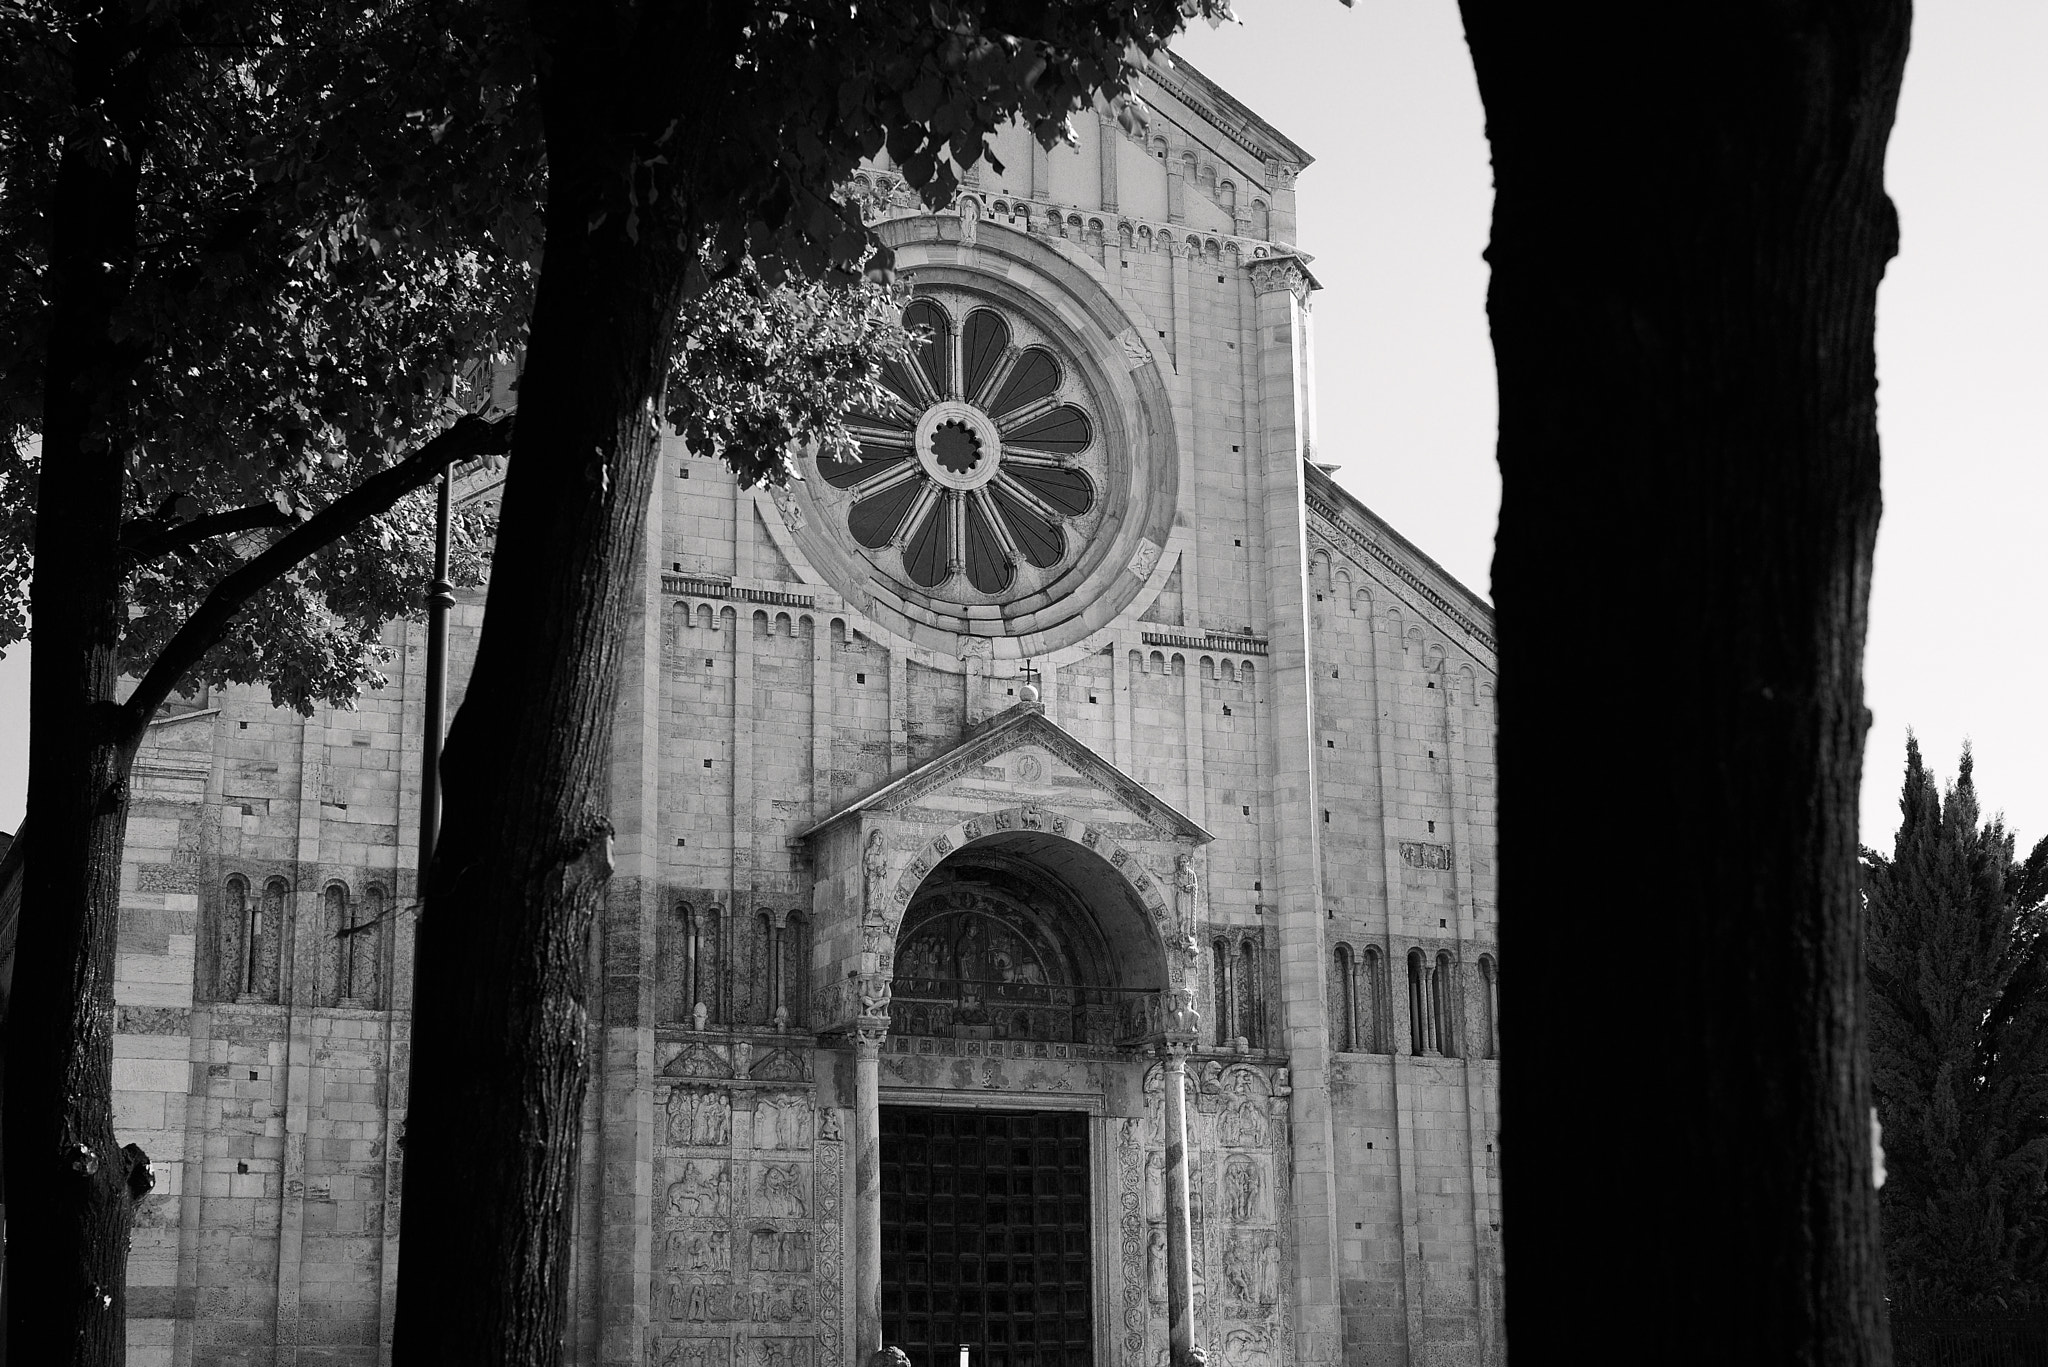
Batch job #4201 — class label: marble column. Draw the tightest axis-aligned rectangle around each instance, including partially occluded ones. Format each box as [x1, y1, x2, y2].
[854, 1017, 890, 1359]
[1161, 1040, 1197, 1367]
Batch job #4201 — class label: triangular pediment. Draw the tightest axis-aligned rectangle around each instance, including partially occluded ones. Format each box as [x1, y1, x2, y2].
[798, 704, 1211, 845]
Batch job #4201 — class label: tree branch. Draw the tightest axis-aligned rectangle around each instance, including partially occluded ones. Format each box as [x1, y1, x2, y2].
[117, 412, 513, 743]
[121, 499, 292, 565]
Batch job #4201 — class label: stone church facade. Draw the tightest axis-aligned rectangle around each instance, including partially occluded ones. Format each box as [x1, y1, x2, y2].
[106, 55, 1502, 1367]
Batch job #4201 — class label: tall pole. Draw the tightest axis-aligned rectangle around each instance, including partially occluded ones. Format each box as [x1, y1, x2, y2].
[417, 466, 454, 887]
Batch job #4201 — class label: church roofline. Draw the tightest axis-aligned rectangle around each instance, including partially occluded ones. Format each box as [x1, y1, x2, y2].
[1304, 461, 1497, 653]
[795, 702, 1214, 844]
[1144, 50, 1315, 169]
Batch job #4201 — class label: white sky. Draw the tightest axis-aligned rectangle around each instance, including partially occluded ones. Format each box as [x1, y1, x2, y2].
[0, 1, 2041, 853]
[1173, 0, 2048, 854]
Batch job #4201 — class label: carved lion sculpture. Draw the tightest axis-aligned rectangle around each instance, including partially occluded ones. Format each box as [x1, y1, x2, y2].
[868, 1349, 912, 1367]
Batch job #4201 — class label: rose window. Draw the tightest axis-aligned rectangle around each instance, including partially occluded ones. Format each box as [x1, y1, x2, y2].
[816, 295, 1100, 597]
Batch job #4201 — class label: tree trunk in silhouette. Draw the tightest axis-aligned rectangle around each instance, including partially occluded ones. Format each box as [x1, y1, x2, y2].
[1459, 2, 1908, 1360]
[389, 13, 690, 1364]
[4, 18, 153, 1363]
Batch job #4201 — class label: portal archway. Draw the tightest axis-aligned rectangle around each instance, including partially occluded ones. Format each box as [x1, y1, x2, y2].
[879, 807, 1186, 994]
[887, 833, 1169, 1047]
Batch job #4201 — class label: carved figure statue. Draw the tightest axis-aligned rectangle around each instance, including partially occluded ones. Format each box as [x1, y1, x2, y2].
[1175, 852, 1199, 898]
[1225, 1156, 1260, 1223]
[1144, 1152, 1166, 1223]
[1224, 1240, 1257, 1304]
[692, 1001, 709, 1031]
[1147, 1227, 1168, 1303]
[862, 830, 889, 922]
[1168, 988, 1201, 1038]
[1258, 1237, 1282, 1305]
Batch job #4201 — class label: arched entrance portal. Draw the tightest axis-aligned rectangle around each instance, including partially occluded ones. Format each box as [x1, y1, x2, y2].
[887, 836, 1167, 1047]
[874, 836, 1175, 1367]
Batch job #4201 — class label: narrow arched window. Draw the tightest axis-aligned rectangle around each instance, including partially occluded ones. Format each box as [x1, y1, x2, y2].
[1362, 946, 1387, 1054]
[755, 912, 776, 1026]
[703, 905, 725, 1026]
[355, 886, 387, 1009]
[1331, 945, 1356, 1051]
[677, 901, 700, 1025]
[783, 912, 809, 1029]
[1212, 938, 1233, 1046]
[250, 878, 288, 1004]
[1434, 951, 1458, 1058]
[220, 876, 250, 1001]
[1478, 954, 1499, 1060]
[1236, 940, 1259, 1048]
[323, 884, 350, 1007]
[1407, 950, 1428, 1055]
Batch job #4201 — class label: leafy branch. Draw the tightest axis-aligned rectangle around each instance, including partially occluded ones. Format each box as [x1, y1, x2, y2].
[117, 411, 512, 746]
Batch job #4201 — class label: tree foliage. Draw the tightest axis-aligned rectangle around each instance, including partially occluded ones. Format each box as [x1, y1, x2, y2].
[1865, 738, 2048, 1312]
[0, 0, 525, 709]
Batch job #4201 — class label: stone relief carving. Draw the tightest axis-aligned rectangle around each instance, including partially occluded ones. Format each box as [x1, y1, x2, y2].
[663, 1229, 731, 1274]
[862, 829, 889, 924]
[817, 1118, 844, 1367]
[755, 1162, 807, 1218]
[1399, 840, 1454, 870]
[1118, 1119, 1146, 1367]
[1222, 1235, 1281, 1310]
[666, 1160, 730, 1219]
[1146, 1227, 1167, 1303]
[752, 1093, 812, 1151]
[1219, 1325, 1276, 1367]
[663, 1043, 730, 1078]
[738, 1334, 814, 1367]
[1219, 1069, 1268, 1148]
[667, 1088, 731, 1147]
[1224, 1154, 1263, 1224]
[658, 1338, 731, 1367]
[749, 1227, 812, 1273]
[1144, 1151, 1165, 1223]
[1128, 538, 1162, 581]
[750, 1048, 809, 1082]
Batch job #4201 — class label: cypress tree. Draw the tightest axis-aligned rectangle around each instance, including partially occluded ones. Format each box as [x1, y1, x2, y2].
[1864, 736, 2048, 1311]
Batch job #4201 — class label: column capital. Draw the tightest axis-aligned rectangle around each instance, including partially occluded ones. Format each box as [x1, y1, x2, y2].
[853, 1017, 891, 1054]
[1248, 253, 1319, 304]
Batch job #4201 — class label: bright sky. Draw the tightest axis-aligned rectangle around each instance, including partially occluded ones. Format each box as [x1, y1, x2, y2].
[1, 2, 2042, 854]
[1172, 0, 2048, 854]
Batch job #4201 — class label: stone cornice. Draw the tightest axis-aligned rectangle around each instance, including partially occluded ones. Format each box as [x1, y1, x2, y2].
[1141, 55, 1314, 171]
[1304, 469, 1496, 655]
[796, 703, 1212, 845]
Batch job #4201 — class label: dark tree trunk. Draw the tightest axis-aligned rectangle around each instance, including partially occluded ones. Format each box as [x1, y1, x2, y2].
[1460, 2, 1908, 1359]
[390, 13, 689, 1363]
[4, 19, 153, 1367]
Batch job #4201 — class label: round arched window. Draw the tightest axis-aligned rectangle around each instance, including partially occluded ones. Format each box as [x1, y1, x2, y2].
[817, 292, 1103, 599]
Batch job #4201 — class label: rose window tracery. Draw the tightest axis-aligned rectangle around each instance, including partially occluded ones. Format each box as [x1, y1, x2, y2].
[817, 295, 1101, 597]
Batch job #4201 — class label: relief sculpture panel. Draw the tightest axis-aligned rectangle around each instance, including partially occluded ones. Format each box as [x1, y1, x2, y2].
[651, 1085, 828, 1367]
[1132, 1062, 1292, 1367]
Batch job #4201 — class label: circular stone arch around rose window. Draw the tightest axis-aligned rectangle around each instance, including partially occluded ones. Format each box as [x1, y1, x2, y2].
[888, 833, 1167, 1047]
[782, 220, 1181, 662]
